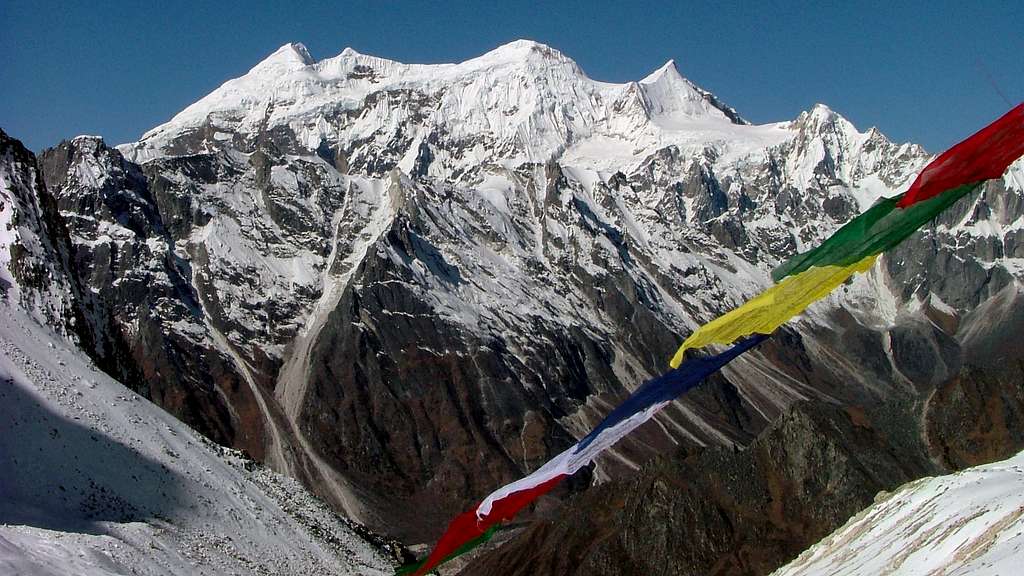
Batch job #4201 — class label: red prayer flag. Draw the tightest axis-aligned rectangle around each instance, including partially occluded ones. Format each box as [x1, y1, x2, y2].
[897, 103, 1024, 208]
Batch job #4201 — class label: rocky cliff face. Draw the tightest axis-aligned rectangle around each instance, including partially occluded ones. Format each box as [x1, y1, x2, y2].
[3, 40, 1022, 554]
[39, 136, 268, 457]
[0, 129, 79, 333]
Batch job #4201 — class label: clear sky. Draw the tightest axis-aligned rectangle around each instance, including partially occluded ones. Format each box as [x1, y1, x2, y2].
[2, 0, 1021, 153]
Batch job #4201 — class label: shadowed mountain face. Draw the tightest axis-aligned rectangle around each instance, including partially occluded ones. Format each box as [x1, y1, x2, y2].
[2, 40, 1023, 556]
[460, 402, 928, 576]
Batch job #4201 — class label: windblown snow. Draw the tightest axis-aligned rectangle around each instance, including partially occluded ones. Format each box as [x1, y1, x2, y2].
[0, 301, 396, 576]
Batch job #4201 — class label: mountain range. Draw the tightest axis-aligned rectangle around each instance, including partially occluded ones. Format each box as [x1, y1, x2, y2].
[2, 39, 1023, 574]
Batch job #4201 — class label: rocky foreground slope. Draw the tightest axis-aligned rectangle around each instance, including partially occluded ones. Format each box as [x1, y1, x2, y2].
[773, 449, 1024, 576]
[3, 39, 1024, 571]
[460, 402, 923, 576]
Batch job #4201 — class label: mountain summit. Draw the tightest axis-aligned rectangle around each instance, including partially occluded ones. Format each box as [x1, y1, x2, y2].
[256, 41, 316, 69]
[120, 39, 752, 171]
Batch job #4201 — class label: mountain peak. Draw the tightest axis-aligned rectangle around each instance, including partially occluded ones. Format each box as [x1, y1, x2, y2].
[640, 59, 682, 84]
[492, 38, 554, 54]
[793, 103, 845, 132]
[476, 39, 572, 66]
[252, 42, 315, 72]
[633, 58, 746, 124]
[805, 103, 838, 123]
[811, 102, 834, 115]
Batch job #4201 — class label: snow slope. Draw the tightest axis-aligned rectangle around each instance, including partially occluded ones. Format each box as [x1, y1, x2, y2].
[0, 300, 396, 576]
[773, 450, 1024, 576]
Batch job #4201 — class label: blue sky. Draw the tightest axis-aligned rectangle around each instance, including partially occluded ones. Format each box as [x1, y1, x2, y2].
[1, 0, 1021, 153]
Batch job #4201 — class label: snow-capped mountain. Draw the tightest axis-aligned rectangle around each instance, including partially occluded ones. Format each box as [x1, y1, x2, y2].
[4, 38, 1024, 560]
[0, 299, 397, 575]
[773, 449, 1024, 576]
[119, 40, 753, 173]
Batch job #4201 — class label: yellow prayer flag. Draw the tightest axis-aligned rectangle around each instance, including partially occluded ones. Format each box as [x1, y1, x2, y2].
[669, 255, 878, 368]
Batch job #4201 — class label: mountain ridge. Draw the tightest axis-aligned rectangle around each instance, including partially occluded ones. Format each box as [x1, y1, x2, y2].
[121, 39, 763, 172]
